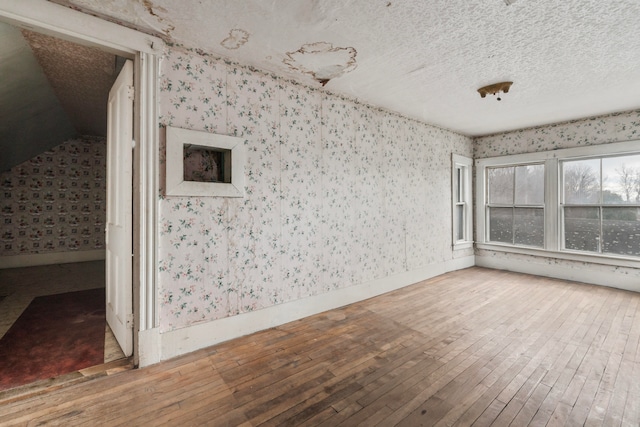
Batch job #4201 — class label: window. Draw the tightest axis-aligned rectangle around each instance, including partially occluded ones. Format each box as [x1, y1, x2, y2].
[487, 164, 544, 247]
[476, 140, 640, 263]
[452, 154, 472, 248]
[561, 154, 640, 256]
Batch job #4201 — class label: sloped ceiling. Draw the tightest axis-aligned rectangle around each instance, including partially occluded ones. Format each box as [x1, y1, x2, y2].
[50, 0, 640, 136]
[0, 21, 119, 172]
[0, 22, 76, 172]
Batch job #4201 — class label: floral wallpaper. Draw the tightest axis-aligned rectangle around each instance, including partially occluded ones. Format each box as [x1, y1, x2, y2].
[474, 109, 640, 159]
[157, 47, 473, 332]
[1, 137, 106, 256]
[474, 110, 640, 280]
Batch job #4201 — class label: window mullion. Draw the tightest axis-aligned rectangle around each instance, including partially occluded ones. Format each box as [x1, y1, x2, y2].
[546, 158, 559, 251]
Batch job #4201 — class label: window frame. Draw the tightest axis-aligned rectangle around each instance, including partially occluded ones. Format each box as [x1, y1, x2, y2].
[485, 162, 546, 248]
[452, 154, 473, 249]
[560, 154, 640, 256]
[475, 140, 640, 268]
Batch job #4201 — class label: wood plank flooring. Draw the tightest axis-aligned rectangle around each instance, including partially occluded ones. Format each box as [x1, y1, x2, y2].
[2, 267, 640, 426]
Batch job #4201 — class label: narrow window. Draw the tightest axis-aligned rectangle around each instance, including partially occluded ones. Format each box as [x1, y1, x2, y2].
[452, 154, 472, 248]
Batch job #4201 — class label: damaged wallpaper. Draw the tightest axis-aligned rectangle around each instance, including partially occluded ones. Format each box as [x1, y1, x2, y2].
[1, 137, 106, 257]
[157, 47, 473, 331]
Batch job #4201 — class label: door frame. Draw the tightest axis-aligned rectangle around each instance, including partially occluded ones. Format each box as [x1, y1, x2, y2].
[0, 0, 162, 366]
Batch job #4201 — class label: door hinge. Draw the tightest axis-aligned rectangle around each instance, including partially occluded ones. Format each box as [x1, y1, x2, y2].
[126, 85, 134, 100]
[131, 139, 136, 149]
[126, 313, 134, 329]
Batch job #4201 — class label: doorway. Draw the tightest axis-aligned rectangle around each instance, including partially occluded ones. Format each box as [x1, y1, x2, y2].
[0, 0, 162, 372]
[0, 20, 133, 392]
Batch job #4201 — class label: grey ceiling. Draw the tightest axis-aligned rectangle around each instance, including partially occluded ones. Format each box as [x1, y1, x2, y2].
[0, 21, 120, 172]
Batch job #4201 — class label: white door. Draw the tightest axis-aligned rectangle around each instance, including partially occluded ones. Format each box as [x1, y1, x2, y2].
[106, 59, 134, 356]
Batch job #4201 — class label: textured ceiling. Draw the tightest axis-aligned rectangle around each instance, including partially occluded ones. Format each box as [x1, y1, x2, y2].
[0, 21, 120, 171]
[22, 30, 120, 138]
[49, 0, 640, 136]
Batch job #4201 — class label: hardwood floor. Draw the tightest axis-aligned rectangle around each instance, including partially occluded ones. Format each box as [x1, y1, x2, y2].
[2, 267, 640, 426]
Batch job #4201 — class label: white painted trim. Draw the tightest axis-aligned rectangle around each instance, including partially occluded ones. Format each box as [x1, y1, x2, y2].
[0, 0, 162, 55]
[0, 250, 105, 269]
[165, 127, 246, 198]
[138, 327, 161, 367]
[452, 154, 473, 249]
[476, 243, 640, 269]
[476, 254, 640, 293]
[135, 51, 160, 333]
[475, 139, 640, 261]
[158, 256, 475, 361]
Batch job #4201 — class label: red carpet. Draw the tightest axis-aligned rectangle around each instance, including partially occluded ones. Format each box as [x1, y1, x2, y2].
[0, 288, 105, 391]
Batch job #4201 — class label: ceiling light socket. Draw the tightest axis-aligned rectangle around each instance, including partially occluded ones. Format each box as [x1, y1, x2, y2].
[477, 81, 513, 101]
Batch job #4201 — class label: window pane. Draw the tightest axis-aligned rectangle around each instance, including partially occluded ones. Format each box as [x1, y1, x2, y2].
[515, 164, 544, 205]
[602, 155, 640, 204]
[489, 207, 513, 243]
[602, 207, 640, 256]
[456, 167, 462, 203]
[564, 207, 600, 252]
[563, 159, 600, 204]
[488, 167, 514, 205]
[514, 208, 544, 247]
[456, 205, 464, 241]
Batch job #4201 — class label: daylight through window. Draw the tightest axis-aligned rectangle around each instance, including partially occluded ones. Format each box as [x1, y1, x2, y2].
[475, 140, 640, 261]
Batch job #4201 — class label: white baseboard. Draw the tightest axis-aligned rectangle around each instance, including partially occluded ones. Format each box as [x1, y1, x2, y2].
[157, 255, 475, 362]
[0, 250, 106, 269]
[137, 327, 161, 367]
[476, 255, 640, 293]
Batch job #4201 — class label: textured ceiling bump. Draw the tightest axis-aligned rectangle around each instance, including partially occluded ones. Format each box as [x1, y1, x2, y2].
[49, 0, 640, 136]
[22, 29, 119, 138]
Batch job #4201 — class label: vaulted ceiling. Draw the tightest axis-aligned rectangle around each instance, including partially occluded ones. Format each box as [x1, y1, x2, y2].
[49, 0, 640, 136]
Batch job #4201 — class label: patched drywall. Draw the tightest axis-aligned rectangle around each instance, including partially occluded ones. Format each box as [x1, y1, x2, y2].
[1, 137, 106, 257]
[157, 46, 472, 332]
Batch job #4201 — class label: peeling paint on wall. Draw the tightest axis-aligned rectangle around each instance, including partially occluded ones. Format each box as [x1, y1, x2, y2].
[284, 42, 357, 86]
[220, 29, 250, 50]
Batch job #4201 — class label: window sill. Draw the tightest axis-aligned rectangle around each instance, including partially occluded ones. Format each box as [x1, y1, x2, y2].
[476, 242, 640, 269]
[453, 241, 473, 250]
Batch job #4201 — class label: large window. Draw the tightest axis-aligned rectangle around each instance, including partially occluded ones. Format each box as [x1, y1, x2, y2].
[476, 140, 640, 262]
[562, 155, 640, 256]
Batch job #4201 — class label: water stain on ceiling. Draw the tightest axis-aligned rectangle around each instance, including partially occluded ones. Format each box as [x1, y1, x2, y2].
[284, 42, 357, 87]
[221, 29, 250, 50]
